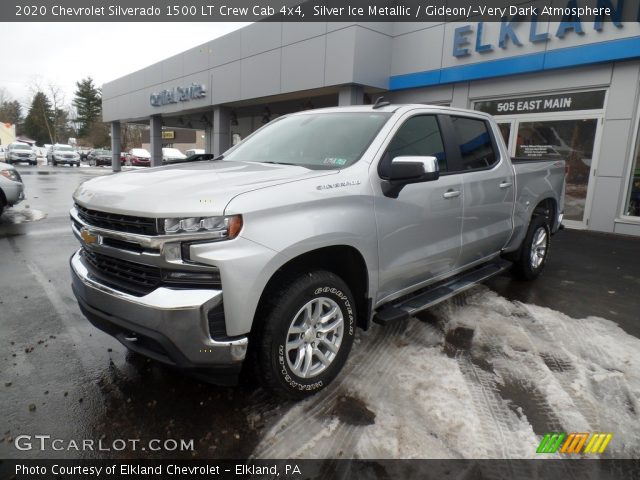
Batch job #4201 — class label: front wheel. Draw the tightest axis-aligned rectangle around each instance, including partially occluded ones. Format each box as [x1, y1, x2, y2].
[253, 271, 356, 399]
[512, 215, 551, 280]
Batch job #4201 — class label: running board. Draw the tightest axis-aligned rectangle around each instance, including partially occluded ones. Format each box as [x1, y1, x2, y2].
[373, 260, 511, 326]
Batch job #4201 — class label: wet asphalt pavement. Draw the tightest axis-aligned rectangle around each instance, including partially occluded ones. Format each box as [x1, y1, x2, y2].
[1, 165, 639, 460]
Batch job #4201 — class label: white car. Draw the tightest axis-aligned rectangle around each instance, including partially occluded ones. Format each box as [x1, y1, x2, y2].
[0, 161, 25, 213]
[48, 144, 80, 167]
[6, 143, 37, 166]
[162, 147, 187, 165]
[185, 148, 205, 156]
[0, 146, 6, 162]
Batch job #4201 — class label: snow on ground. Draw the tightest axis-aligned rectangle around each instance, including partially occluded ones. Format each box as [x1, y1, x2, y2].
[1, 206, 47, 223]
[251, 286, 640, 460]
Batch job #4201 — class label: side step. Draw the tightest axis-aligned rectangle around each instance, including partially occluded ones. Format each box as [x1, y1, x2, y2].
[373, 260, 511, 326]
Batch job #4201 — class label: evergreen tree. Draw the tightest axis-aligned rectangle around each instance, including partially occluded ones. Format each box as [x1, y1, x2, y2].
[23, 92, 54, 145]
[73, 77, 102, 138]
[0, 100, 23, 127]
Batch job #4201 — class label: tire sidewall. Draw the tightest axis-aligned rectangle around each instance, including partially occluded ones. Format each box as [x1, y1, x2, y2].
[266, 273, 356, 398]
[521, 216, 551, 279]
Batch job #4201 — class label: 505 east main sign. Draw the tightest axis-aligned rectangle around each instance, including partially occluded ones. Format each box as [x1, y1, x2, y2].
[150, 83, 206, 107]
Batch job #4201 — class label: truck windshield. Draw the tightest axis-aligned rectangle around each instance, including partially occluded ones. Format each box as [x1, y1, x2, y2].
[223, 112, 391, 169]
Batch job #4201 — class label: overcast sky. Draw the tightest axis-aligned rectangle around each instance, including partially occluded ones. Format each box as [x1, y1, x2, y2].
[0, 22, 250, 110]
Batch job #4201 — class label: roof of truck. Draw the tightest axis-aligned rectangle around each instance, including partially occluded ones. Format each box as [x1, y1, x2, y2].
[289, 104, 493, 119]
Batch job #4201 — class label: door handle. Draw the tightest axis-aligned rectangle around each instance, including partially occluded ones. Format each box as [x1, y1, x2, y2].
[443, 189, 461, 199]
[499, 181, 513, 189]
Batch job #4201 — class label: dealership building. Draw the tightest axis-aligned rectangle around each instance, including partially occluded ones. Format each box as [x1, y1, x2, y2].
[102, 18, 640, 236]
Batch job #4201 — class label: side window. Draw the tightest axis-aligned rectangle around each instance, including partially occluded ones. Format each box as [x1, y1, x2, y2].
[379, 115, 447, 178]
[450, 116, 497, 170]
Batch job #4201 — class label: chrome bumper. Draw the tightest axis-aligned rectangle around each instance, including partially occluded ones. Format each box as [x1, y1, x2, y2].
[70, 249, 248, 368]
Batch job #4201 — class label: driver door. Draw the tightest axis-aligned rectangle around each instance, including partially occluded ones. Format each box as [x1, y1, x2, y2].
[373, 114, 463, 303]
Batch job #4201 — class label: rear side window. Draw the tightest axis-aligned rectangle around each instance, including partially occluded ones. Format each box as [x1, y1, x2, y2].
[379, 115, 446, 178]
[450, 116, 497, 171]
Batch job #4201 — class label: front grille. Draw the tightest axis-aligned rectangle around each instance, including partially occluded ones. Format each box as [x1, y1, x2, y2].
[82, 248, 162, 296]
[81, 248, 221, 297]
[75, 203, 158, 235]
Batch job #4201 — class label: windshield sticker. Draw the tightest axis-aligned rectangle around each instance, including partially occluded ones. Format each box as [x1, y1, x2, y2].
[323, 157, 348, 166]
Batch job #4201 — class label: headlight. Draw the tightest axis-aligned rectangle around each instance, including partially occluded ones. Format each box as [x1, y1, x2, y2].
[0, 169, 20, 182]
[162, 214, 242, 239]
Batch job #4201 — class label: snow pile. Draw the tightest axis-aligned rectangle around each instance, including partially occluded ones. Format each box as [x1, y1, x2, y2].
[252, 286, 640, 459]
[1, 206, 47, 223]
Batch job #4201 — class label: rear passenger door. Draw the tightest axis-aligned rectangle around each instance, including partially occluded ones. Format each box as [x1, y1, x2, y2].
[443, 115, 515, 268]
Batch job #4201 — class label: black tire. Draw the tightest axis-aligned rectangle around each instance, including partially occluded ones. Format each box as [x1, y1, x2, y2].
[252, 270, 356, 399]
[511, 215, 551, 280]
[0, 195, 6, 215]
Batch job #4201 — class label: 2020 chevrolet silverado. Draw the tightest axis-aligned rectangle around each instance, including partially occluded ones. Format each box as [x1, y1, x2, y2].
[70, 104, 565, 398]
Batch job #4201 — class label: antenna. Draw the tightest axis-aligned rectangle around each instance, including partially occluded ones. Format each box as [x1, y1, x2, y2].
[372, 97, 391, 109]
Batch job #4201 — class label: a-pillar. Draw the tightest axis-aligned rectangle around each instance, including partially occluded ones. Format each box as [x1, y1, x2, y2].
[150, 115, 163, 167]
[338, 85, 364, 106]
[110, 121, 121, 172]
[212, 106, 230, 157]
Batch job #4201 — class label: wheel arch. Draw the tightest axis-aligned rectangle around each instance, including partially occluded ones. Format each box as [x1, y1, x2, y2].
[253, 245, 371, 336]
[531, 197, 557, 230]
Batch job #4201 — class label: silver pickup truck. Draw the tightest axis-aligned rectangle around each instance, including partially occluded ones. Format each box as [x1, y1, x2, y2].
[70, 104, 565, 398]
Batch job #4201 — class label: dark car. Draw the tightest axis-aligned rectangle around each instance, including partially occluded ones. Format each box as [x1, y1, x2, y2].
[88, 149, 113, 167]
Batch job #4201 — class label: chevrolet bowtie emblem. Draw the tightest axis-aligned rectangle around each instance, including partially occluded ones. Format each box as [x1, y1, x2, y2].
[80, 228, 98, 245]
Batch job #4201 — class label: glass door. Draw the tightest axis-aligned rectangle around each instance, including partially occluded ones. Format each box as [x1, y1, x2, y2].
[496, 121, 514, 152]
[512, 116, 601, 227]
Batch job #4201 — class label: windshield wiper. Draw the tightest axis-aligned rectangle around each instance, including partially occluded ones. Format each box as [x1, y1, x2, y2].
[260, 161, 303, 167]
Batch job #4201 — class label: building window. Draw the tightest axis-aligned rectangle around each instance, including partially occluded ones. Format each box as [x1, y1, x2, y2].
[625, 124, 640, 217]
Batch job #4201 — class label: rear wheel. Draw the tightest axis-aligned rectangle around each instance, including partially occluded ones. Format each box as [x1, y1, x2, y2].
[253, 271, 356, 399]
[512, 215, 551, 280]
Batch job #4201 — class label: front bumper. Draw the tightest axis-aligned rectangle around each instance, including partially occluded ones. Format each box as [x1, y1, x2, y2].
[70, 249, 248, 377]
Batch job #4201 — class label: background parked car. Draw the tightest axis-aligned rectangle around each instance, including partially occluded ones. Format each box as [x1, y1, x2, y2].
[162, 147, 187, 165]
[48, 144, 80, 167]
[128, 148, 151, 166]
[185, 148, 205, 156]
[0, 146, 6, 162]
[87, 149, 113, 167]
[6, 143, 37, 166]
[0, 161, 25, 213]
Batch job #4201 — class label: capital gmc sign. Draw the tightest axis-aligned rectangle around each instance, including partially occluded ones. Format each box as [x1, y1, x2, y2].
[150, 83, 206, 107]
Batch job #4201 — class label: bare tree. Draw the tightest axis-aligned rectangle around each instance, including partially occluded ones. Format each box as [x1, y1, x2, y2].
[28, 77, 70, 144]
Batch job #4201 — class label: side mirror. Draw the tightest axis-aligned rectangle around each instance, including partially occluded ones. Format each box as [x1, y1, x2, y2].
[383, 156, 440, 198]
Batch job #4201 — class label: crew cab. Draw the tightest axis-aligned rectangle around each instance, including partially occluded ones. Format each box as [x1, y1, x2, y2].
[69, 104, 565, 398]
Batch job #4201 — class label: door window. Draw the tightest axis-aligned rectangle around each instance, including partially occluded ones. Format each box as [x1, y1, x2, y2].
[450, 117, 497, 171]
[497, 122, 511, 148]
[379, 115, 446, 178]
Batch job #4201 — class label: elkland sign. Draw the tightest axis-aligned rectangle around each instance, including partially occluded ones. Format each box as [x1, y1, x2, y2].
[150, 83, 206, 107]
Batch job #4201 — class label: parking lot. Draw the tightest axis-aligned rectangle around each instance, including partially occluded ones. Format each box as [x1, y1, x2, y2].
[1, 165, 639, 461]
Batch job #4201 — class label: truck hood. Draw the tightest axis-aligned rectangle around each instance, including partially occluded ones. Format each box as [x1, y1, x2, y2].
[74, 160, 336, 216]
